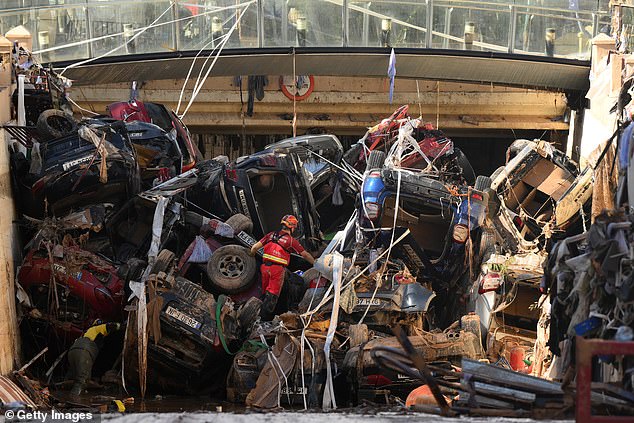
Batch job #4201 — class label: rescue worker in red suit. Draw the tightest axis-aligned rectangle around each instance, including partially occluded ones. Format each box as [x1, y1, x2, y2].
[250, 215, 315, 320]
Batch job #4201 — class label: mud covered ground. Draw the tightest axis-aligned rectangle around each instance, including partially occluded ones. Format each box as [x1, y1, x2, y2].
[100, 411, 570, 423]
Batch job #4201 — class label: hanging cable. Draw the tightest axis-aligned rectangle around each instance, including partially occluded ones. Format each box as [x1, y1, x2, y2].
[179, 2, 255, 119]
[292, 47, 297, 137]
[35, 2, 247, 56]
[176, 26, 233, 114]
[59, 4, 173, 75]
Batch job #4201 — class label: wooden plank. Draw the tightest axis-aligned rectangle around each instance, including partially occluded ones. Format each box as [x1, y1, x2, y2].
[455, 392, 516, 409]
[462, 358, 563, 394]
[467, 380, 537, 404]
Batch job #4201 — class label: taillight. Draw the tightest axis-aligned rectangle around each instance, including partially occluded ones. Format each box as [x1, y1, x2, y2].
[513, 215, 524, 229]
[369, 170, 381, 178]
[365, 374, 392, 387]
[32, 174, 53, 194]
[452, 224, 469, 243]
[471, 192, 483, 201]
[309, 277, 328, 289]
[364, 202, 381, 221]
[478, 272, 503, 294]
[225, 168, 237, 181]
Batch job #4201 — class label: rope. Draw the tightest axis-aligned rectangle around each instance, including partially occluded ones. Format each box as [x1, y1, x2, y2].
[179, 2, 255, 118]
[176, 30, 231, 114]
[60, 3, 173, 75]
[38, 2, 251, 55]
[292, 48, 297, 137]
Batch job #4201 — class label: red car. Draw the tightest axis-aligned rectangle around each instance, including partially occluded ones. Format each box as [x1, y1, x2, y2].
[107, 101, 202, 172]
[18, 245, 125, 341]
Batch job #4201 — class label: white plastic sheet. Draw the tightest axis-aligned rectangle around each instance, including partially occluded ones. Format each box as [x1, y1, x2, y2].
[322, 251, 343, 410]
[188, 236, 212, 263]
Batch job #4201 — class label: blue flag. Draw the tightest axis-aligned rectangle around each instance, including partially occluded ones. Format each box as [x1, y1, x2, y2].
[388, 48, 396, 104]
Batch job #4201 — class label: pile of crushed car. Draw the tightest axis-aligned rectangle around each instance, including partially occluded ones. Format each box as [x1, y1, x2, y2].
[4, 64, 631, 418]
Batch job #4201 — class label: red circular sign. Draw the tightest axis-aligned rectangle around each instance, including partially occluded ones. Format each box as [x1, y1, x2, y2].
[279, 75, 314, 101]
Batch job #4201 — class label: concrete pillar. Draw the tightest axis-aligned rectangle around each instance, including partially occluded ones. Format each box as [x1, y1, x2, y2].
[545, 28, 556, 57]
[381, 18, 392, 48]
[464, 22, 475, 50]
[0, 55, 19, 374]
[5, 25, 32, 52]
[591, 33, 615, 75]
[0, 37, 12, 87]
[296, 14, 307, 47]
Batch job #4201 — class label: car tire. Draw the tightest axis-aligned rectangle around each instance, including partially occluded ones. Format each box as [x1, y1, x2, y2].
[207, 245, 256, 294]
[474, 175, 492, 191]
[476, 227, 497, 270]
[151, 249, 176, 275]
[237, 297, 262, 330]
[225, 213, 253, 234]
[366, 150, 386, 171]
[37, 109, 78, 140]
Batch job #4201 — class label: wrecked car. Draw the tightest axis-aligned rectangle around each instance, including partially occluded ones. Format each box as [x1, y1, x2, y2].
[472, 251, 545, 371]
[356, 120, 489, 327]
[108, 100, 203, 173]
[124, 272, 260, 394]
[17, 242, 125, 343]
[191, 134, 353, 256]
[343, 325, 483, 403]
[489, 139, 592, 252]
[469, 139, 592, 368]
[9, 118, 140, 218]
[344, 105, 474, 184]
[125, 121, 182, 187]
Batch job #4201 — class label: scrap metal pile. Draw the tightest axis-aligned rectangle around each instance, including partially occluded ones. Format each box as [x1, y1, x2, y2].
[2, 55, 633, 419]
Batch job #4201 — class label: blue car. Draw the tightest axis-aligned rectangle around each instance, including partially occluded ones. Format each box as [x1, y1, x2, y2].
[358, 157, 490, 327]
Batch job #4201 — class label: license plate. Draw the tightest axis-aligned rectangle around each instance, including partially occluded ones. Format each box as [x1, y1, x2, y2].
[281, 386, 308, 395]
[357, 298, 382, 306]
[62, 155, 92, 171]
[165, 306, 201, 329]
[236, 230, 257, 247]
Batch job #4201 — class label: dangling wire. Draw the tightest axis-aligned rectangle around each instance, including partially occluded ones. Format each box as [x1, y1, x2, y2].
[436, 81, 440, 128]
[292, 48, 297, 137]
[60, 4, 173, 75]
[416, 80, 422, 119]
[180, 2, 255, 119]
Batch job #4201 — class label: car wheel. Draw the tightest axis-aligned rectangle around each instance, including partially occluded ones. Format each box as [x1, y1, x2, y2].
[475, 227, 497, 270]
[474, 175, 492, 191]
[206, 245, 256, 294]
[37, 109, 78, 140]
[151, 249, 176, 275]
[237, 297, 262, 331]
[225, 213, 253, 234]
[366, 150, 386, 171]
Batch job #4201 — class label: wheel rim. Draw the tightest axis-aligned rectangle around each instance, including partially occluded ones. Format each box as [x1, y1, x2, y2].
[218, 254, 245, 279]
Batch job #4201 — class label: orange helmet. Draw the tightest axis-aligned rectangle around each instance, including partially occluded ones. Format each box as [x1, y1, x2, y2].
[281, 214, 299, 230]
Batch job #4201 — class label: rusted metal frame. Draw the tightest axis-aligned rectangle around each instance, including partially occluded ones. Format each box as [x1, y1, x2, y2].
[393, 325, 455, 416]
[576, 336, 634, 423]
[2, 125, 39, 148]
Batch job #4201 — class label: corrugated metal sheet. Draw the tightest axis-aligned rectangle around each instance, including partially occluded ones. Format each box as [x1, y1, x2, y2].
[59, 49, 589, 92]
[0, 375, 37, 408]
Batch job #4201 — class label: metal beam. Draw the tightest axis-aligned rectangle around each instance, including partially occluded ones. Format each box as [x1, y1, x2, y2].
[57, 48, 590, 92]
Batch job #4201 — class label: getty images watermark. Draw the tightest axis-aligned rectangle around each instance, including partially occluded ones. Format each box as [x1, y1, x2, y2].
[3, 409, 99, 423]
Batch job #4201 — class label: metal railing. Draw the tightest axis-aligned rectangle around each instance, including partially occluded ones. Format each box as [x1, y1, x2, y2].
[0, 0, 611, 64]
